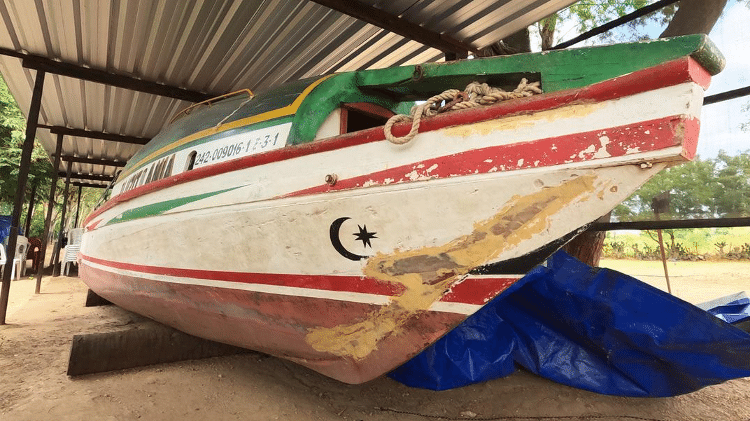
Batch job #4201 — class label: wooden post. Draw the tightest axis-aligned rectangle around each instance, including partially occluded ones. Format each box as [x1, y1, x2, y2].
[654, 215, 672, 294]
[52, 164, 72, 277]
[23, 181, 38, 236]
[35, 134, 63, 293]
[0, 70, 45, 325]
[652, 192, 672, 294]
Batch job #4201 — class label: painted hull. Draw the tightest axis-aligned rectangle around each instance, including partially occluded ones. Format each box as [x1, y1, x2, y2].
[81, 55, 711, 384]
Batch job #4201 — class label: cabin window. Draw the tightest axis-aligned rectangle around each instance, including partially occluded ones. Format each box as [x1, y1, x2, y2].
[314, 102, 395, 141]
[340, 103, 394, 134]
[185, 151, 197, 171]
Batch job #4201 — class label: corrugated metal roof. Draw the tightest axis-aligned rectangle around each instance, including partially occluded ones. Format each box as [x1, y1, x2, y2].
[0, 0, 578, 184]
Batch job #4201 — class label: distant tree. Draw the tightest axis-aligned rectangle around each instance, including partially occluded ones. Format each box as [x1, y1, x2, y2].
[613, 151, 750, 220]
[0, 73, 54, 238]
[484, 0, 731, 55]
[713, 151, 750, 216]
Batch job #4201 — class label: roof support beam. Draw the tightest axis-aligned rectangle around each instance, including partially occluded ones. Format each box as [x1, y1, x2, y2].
[39, 125, 151, 145]
[58, 173, 115, 182]
[591, 217, 750, 231]
[72, 182, 109, 189]
[0, 47, 213, 103]
[54, 155, 127, 167]
[309, 0, 477, 55]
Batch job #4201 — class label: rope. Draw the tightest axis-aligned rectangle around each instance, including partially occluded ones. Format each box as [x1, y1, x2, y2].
[384, 78, 542, 145]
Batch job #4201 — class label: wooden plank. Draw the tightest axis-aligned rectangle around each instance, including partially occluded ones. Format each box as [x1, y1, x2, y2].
[67, 322, 252, 376]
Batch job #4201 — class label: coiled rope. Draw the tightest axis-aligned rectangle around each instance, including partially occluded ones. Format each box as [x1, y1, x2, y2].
[383, 78, 542, 145]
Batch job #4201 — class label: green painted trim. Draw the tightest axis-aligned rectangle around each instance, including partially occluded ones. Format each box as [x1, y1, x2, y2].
[106, 187, 239, 226]
[688, 35, 725, 75]
[356, 35, 724, 94]
[287, 73, 399, 145]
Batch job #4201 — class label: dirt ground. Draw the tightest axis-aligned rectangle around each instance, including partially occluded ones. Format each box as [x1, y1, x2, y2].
[1, 260, 749, 421]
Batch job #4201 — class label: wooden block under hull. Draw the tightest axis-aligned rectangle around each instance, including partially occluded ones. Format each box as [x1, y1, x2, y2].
[67, 320, 252, 376]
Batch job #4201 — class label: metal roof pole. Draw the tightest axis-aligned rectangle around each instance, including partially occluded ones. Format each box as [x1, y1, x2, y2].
[52, 165, 72, 277]
[74, 185, 82, 228]
[23, 181, 38, 236]
[35, 133, 64, 294]
[0, 70, 45, 325]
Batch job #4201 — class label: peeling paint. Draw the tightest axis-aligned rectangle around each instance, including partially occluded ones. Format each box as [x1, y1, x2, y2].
[305, 173, 603, 360]
[625, 147, 642, 155]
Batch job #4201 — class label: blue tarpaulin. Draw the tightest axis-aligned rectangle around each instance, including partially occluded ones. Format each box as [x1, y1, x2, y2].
[697, 291, 750, 325]
[0, 215, 11, 246]
[389, 251, 750, 397]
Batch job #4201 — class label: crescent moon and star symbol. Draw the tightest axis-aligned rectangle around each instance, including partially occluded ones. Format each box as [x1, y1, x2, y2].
[329, 217, 378, 261]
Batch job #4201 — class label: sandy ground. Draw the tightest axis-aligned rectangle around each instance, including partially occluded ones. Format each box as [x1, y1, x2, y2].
[1, 260, 749, 421]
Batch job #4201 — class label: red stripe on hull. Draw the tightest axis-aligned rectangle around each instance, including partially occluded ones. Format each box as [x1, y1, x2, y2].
[81, 254, 520, 306]
[85, 57, 708, 227]
[80, 262, 467, 384]
[287, 116, 696, 197]
[442, 276, 520, 304]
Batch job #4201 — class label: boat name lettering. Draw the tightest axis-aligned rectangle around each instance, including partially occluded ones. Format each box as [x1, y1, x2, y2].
[121, 154, 175, 194]
[193, 133, 282, 167]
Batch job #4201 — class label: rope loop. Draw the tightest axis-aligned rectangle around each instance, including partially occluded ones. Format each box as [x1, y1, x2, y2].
[384, 78, 542, 144]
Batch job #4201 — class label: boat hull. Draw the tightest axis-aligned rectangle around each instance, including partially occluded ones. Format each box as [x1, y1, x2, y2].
[80, 57, 709, 383]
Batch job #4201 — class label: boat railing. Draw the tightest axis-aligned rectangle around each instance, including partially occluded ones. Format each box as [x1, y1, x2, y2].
[169, 89, 255, 125]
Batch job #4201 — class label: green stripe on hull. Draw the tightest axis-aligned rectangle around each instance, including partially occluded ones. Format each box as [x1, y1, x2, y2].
[105, 187, 240, 226]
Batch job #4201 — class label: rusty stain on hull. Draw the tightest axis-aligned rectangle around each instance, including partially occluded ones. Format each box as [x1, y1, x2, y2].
[305, 173, 603, 360]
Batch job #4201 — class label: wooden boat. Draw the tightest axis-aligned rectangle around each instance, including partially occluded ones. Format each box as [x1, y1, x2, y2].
[80, 35, 723, 384]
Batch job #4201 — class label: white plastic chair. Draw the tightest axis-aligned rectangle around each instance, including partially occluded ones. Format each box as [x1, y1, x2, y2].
[0, 236, 27, 280]
[63, 228, 84, 276]
[15, 236, 28, 278]
[0, 245, 6, 277]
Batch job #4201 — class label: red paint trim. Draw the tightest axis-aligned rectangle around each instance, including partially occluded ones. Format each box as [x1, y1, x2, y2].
[80, 254, 521, 305]
[85, 57, 708, 226]
[680, 118, 701, 161]
[286, 115, 694, 197]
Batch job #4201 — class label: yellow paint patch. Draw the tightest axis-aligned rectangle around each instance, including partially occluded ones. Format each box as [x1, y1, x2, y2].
[305, 173, 602, 360]
[443, 101, 605, 138]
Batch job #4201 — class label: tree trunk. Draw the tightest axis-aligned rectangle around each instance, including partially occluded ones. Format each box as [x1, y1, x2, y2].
[660, 0, 728, 38]
[539, 16, 557, 51]
[478, 28, 531, 57]
[563, 213, 611, 267]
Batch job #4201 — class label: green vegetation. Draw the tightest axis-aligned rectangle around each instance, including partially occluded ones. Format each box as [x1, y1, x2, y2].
[613, 151, 750, 221]
[603, 227, 750, 260]
[0, 73, 101, 239]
